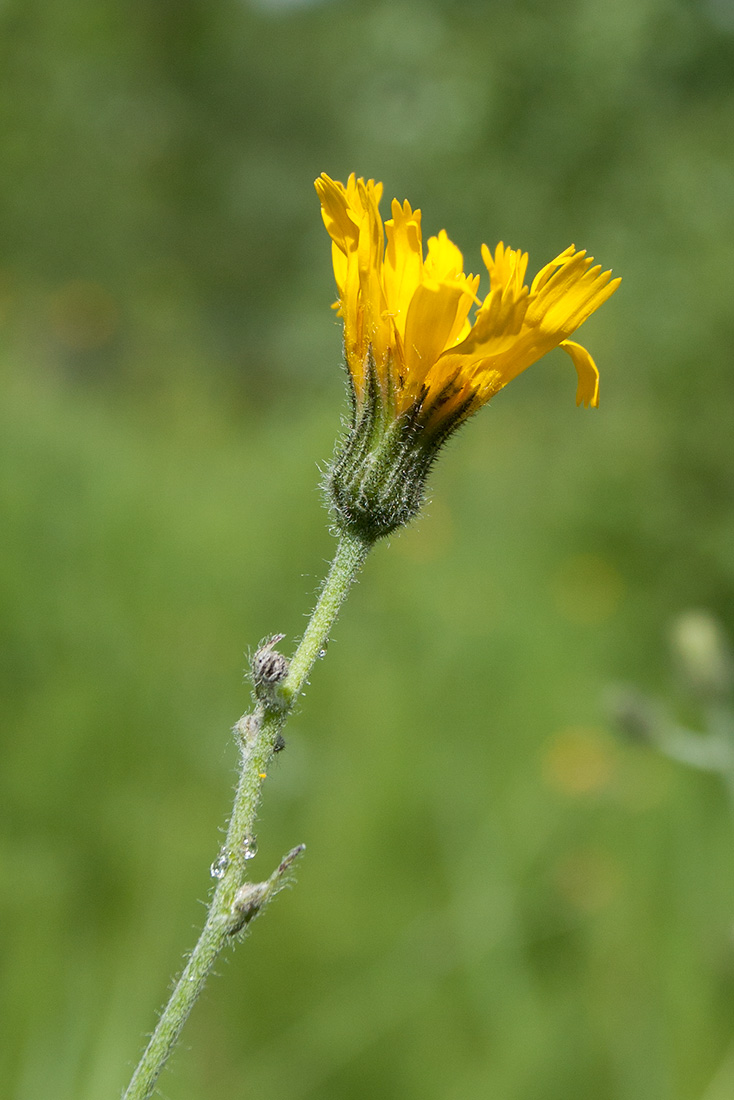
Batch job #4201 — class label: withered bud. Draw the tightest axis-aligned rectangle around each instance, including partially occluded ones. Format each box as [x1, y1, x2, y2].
[229, 881, 268, 935]
[229, 844, 305, 936]
[232, 712, 261, 747]
[252, 634, 289, 706]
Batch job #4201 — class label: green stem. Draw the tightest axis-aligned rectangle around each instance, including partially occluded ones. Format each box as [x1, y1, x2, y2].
[122, 530, 371, 1100]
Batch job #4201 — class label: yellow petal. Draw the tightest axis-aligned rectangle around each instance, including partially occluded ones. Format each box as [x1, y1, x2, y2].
[528, 250, 620, 337]
[384, 199, 423, 336]
[425, 230, 465, 281]
[560, 339, 600, 408]
[530, 245, 576, 294]
[315, 173, 358, 256]
[482, 242, 528, 295]
[403, 278, 471, 388]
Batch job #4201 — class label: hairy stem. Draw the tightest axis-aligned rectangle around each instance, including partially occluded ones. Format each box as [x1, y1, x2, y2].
[122, 530, 371, 1100]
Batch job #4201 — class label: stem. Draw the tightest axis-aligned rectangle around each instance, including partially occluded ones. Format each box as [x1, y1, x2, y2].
[122, 530, 371, 1100]
[282, 528, 370, 702]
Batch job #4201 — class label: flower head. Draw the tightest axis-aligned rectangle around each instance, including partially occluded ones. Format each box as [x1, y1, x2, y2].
[316, 172, 620, 541]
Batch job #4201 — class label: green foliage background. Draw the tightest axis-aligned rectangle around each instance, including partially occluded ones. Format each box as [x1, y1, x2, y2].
[2, 0, 734, 1097]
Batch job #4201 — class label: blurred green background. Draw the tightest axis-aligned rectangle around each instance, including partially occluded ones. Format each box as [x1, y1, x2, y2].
[2, 0, 734, 1097]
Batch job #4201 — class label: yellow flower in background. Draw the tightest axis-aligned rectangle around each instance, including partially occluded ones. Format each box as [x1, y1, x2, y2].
[315, 172, 620, 434]
[316, 172, 621, 542]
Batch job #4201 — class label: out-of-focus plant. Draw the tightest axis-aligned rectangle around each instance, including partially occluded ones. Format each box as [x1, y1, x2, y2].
[121, 173, 620, 1100]
[610, 618, 734, 1099]
[610, 611, 734, 795]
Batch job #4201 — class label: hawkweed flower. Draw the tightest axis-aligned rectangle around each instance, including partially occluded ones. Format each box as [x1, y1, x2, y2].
[316, 172, 621, 542]
[123, 175, 622, 1100]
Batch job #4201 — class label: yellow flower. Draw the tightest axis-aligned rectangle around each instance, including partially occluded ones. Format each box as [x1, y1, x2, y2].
[316, 172, 621, 541]
[315, 172, 620, 432]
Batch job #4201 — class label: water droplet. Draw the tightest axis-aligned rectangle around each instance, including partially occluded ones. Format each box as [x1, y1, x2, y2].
[210, 850, 229, 879]
[243, 835, 258, 861]
[318, 648, 327, 659]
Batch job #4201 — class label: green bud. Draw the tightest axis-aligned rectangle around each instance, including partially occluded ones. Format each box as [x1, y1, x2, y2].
[326, 355, 472, 543]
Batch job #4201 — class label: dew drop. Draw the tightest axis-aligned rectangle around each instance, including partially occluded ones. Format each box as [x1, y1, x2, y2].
[210, 850, 229, 879]
[243, 835, 258, 861]
[318, 648, 327, 659]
